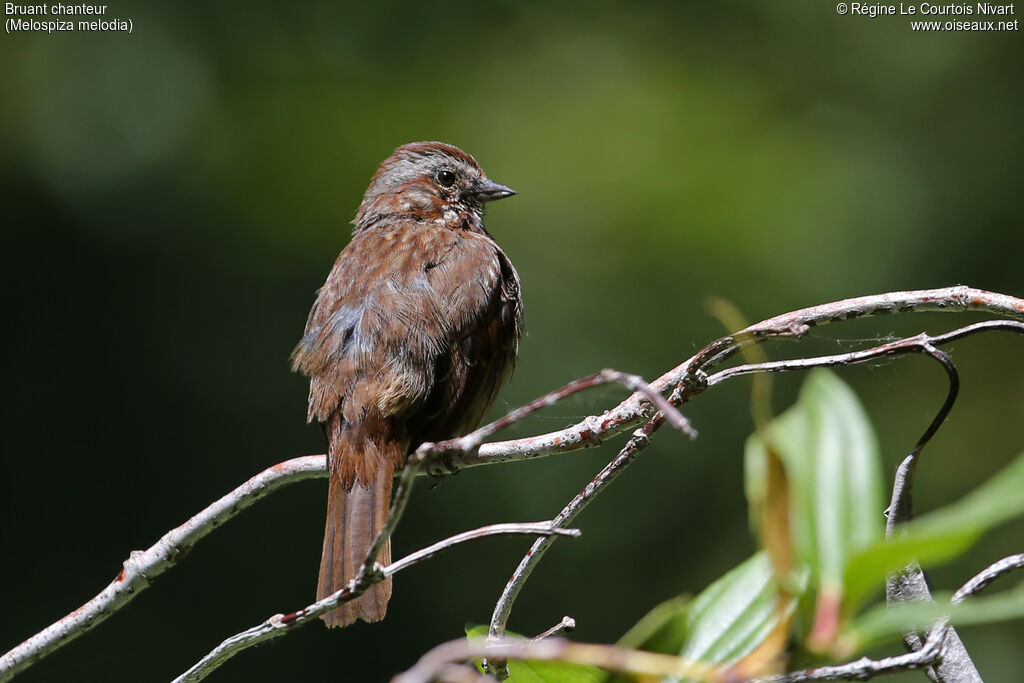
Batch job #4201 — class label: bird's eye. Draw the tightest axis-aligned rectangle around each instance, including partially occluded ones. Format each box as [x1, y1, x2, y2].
[435, 170, 456, 188]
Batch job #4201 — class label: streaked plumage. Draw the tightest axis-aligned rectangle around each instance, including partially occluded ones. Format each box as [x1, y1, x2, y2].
[292, 142, 522, 627]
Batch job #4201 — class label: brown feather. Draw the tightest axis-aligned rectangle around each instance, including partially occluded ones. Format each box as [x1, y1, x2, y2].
[317, 413, 403, 627]
[292, 142, 522, 627]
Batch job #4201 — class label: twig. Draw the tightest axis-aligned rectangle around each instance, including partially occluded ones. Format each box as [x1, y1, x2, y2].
[478, 310, 1024, 677]
[755, 621, 949, 682]
[600, 369, 697, 437]
[172, 522, 580, 683]
[0, 368, 682, 682]
[531, 616, 576, 641]
[705, 321, 1024, 389]
[483, 412, 668, 678]
[884, 343, 959, 535]
[880, 346, 978, 682]
[953, 553, 1024, 604]
[698, 321, 1023, 682]
[411, 552, 1024, 683]
[778, 553, 1024, 683]
[393, 637, 720, 683]
[5, 287, 1023, 681]
[754, 552, 1024, 683]
[0, 456, 325, 683]
[390, 525, 581, 576]
[457, 288, 1024, 470]
[355, 452, 423, 588]
[421, 367, 696, 469]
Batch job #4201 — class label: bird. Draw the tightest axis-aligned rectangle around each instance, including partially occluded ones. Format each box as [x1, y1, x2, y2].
[291, 141, 523, 627]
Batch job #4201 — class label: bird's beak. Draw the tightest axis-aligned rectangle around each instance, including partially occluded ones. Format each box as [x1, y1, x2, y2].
[473, 179, 517, 202]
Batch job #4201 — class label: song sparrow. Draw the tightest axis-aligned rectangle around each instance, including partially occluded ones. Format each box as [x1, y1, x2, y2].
[291, 142, 523, 627]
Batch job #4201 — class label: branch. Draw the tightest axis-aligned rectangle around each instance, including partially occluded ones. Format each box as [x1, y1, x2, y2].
[225, 299, 1024, 681]
[483, 411, 669, 677]
[0, 456, 325, 683]
[756, 621, 949, 682]
[174, 368, 689, 682]
[531, 616, 576, 641]
[883, 344, 959, 536]
[393, 636, 721, 683]
[404, 552, 1024, 683]
[172, 522, 581, 683]
[1, 369, 684, 682]
[882, 347, 977, 682]
[399, 621, 956, 683]
[714, 325, 997, 683]
[5, 286, 1022, 681]
[480, 314, 1023, 678]
[420, 367, 696, 474]
[456, 287, 1024, 470]
[953, 553, 1024, 604]
[761, 553, 1024, 682]
[704, 320, 1023, 389]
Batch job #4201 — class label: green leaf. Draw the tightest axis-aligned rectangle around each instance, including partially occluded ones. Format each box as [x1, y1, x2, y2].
[621, 553, 802, 682]
[843, 583, 1024, 650]
[617, 596, 691, 652]
[745, 370, 883, 591]
[844, 450, 1024, 610]
[465, 625, 606, 683]
[679, 553, 781, 666]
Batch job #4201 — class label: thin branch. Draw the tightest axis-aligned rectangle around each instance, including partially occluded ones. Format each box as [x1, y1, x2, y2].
[172, 522, 580, 683]
[393, 637, 721, 683]
[864, 346, 964, 682]
[0, 456, 325, 683]
[880, 346, 978, 683]
[756, 552, 1024, 683]
[355, 452, 423, 587]
[864, 552, 1024, 683]
[696, 320, 1024, 682]
[420, 367, 696, 471]
[882, 342, 959, 544]
[5, 287, 1023, 681]
[600, 369, 697, 437]
[457, 287, 1024, 470]
[886, 343, 960, 533]
[407, 613, 997, 683]
[483, 412, 668, 678]
[476, 310, 1024, 678]
[953, 553, 1024, 604]
[389, 525, 581, 576]
[401, 621, 965, 683]
[755, 621, 949, 682]
[704, 321, 1024, 390]
[531, 616, 576, 641]
[476, 316, 1023, 679]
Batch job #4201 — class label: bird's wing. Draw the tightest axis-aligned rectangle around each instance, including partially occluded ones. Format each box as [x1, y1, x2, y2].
[409, 232, 522, 440]
[291, 224, 514, 428]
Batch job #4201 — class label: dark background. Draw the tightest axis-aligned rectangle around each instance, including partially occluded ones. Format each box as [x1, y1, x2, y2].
[2, 1, 1022, 681]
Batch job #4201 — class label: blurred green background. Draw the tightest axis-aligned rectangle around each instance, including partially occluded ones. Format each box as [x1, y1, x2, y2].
[3, 1, 1022, 681]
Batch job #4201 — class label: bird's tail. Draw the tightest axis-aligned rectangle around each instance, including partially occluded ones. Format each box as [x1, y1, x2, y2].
[317, 418, 400, 628]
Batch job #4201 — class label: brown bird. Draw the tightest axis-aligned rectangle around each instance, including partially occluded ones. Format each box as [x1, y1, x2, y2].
[291, 142, 523, 627]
